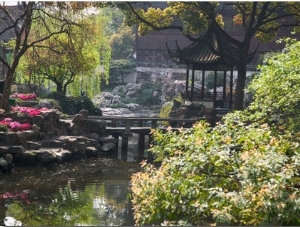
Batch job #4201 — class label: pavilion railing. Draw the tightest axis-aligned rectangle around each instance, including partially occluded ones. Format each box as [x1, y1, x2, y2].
[182, 91, 233, 101]
[181, 91, 234, 108]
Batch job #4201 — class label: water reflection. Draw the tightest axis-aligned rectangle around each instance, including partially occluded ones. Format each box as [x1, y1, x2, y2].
[0, 157, 137, 226]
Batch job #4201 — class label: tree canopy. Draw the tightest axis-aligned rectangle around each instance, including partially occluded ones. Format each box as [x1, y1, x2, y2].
[0, 2, 107, 111]
[118, 2, 300, 110]
[17, 8, 111, 97]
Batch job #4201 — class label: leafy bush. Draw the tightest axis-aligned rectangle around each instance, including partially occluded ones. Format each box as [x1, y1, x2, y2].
[159, 94, 184, 118]
[132, 121, 300, 226]
[130, 38, 300, 226]
[137, 82, 161, 106]
[47, 92, 102, 115]
[0, 124, 8, 132]
[245, 38, 300, 134]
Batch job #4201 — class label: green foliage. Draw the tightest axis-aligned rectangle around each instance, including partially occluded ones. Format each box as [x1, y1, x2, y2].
[245, 38, 300, 133]
[205, 72, 226, 90]
[132, 121, 300, 226]
[47, 92, 102, 115]
[159, 94, 184, 118]
[130, 39, 300, 226]
[136, 82, 161, 106]
[107, 59, 136, 86]
[17, 9, 111, 97]
[0, 124, 8, 132]
[159, 102, 173, 118]
[110, 26, 135, 59]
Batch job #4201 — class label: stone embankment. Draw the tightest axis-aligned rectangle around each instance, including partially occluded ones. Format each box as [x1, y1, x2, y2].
[0, 109, 116, 173]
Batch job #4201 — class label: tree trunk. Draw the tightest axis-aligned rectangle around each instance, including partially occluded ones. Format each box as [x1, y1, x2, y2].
[56, 83, 63, 93]
[1, 70, 14, 112]
[63, 83, 68, 95]
[233, 64, 247, 110]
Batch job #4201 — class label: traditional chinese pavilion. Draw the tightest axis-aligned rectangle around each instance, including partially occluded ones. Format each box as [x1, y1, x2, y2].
[167, 28, 235, 109]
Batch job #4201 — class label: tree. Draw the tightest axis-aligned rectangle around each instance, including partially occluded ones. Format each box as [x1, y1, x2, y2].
[118, 2, 300, 110]
[108, 59, 135, 86]
[0, 2, 104, 111]
[130, 38, 300, 226]
[17, 9, 110, 97]
[101, 6, 135, 88]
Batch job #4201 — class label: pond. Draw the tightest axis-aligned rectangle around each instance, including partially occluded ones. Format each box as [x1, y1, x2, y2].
[0, 135, 146, 226]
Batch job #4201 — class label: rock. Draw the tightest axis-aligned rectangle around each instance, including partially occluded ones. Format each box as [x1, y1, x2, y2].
[41, 121, 54, 133]
[26, 141, 41, 150]
[41, 139, 62, 148]
[0, 146, 9, 156]
[72, 113, 85, 123]
[0, 157, 8, 170]
[32, 115, 44, 126]
[40, 110, 55, 122]
[55, 149, 72, 163]
[9, 146, 25, 158]
[85, 120, 106, 134]
[36, 150, 56, 163]
[112, 95, 121, 104]
[126, 103, 140, 111]
[86, 146, 98, 156]
[100, 108, 134, 117]
[21, 151, 37, 165]
[0, 131, 18, 145]
[78, 109, 89, 120]
[38, 99, 54, 109]
[86, 138, 101, 147]
[32, 124, 41, 133]
[4, 217, 22, 226]
[5, 154, 13, 165]
[101, 142, 116, 152]
[17, 130, 36, 145]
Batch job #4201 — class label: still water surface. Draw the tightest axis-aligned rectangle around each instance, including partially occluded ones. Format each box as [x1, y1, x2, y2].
[0, 156, 140, 226]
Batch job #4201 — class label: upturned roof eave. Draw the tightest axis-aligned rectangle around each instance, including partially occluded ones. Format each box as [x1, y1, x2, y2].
[167, 29, 232, 67]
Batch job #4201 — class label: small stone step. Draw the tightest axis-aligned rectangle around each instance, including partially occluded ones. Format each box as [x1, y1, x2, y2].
[16, 101, 39, 107]
[26, 141, 41, 150]
[41, 139, 62, 148]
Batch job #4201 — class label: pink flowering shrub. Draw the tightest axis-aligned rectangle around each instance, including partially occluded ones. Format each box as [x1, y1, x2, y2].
[0, 118, 31, 131]
[10, 93, 37, 101]
[11, 106, 48, 116]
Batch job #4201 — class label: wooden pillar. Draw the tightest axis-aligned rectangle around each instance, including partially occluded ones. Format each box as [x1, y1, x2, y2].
[191, 65, 195, 101]
[213, 70, 217, 108]
[151, 119, 157, 129]
[138, 133, 146, 160]
[124, 119, 131, 134]
[121, 134, 129, 161]
[201, 70, 205, 99]
[111, 119, 116, 127]
[186, 65, 189, 97]
[223, 70, 227, 100]
[230, 67, 234, 109]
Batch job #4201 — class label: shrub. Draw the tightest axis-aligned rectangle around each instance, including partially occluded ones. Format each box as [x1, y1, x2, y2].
[0, 124, 8, 132]
[159, 94, 184, 118]
[47, 92, 102, 115]
[131, 121, 300, 226]
[137, 82, 161, 106]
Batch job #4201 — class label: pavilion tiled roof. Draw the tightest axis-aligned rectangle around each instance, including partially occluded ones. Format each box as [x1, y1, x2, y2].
[167, 29, 231, 68]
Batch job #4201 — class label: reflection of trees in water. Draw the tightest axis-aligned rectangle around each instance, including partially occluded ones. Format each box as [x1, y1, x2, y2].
[5, 180, 132, 226]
